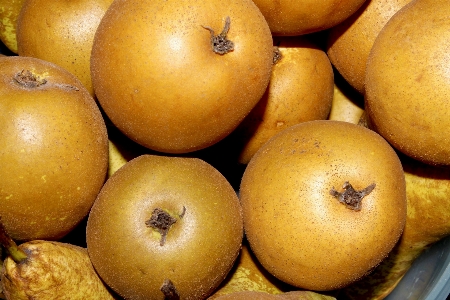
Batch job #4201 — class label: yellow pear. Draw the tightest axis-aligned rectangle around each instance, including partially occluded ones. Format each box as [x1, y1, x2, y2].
[0, 0, 24, 53]
[107, 125, 151, 178]
[328, 73, 364, 124]
[342, 154, 450, 299]
[209, 238, 296, 298]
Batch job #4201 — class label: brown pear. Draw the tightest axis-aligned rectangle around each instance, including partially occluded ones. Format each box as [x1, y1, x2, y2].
[0, 56, 108, 241]
[365, 0, 450, 166]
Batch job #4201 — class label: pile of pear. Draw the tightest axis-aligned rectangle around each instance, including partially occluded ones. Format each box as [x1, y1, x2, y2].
[1, 0, 450, 299]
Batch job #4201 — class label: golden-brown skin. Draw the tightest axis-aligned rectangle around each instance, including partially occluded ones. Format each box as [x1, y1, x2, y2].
[1, 240, 116, 300]
[327, 0, 413, 94]
[0, 56, 108, 241]
[365, 0, 450, 166]
[91, 0, 274, 154]
[16, 0, 113, 96]
[250, 0, 367, 36]
[343, 155, 450, 299]
[240, 120, 407, 291]
[86, 154, 243, 300]
[233, 37, 334, 164]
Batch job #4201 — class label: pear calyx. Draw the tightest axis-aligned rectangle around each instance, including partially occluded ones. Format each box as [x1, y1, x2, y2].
[330, 181, 376, 211]
[202, 16, 234, 55]
[146, 207, 186, 246]
[13, 69, 47, 88]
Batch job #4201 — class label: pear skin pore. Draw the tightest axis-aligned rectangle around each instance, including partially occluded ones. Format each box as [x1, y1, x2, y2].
[1, 240, 116, 300]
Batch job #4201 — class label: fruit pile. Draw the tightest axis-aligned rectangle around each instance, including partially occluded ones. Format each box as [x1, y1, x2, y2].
[1, 0, 450, 299]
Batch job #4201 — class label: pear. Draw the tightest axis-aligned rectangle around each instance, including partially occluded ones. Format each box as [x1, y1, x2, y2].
[107, 124, 151, 178]
[364, 0, 450, 166]
[341, 154, 450, 299]
[0, 0, 24, 54]
[0, 56, 108, 241]
[0, 222, 116, 300]
[328, 72, 364, 124]
[87, 154, 244, 299]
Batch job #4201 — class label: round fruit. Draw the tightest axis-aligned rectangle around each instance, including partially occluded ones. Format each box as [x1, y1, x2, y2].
[91, 0, 273, 154]
[86, 154, 243, 300]
[365, 0, 450, 166]
[16, 0, 113, 96]
[249, 0, 367, 36]
[0, 56, 108, 241]
[232, 36, 334, 164]
[239, 120, 407, 290]
[327, 0, 412, 94]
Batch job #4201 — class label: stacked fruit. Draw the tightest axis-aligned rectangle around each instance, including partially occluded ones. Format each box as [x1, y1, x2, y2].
[1, 0, 450, 299]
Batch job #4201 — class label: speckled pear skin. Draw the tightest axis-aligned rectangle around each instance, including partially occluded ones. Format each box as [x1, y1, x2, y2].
[1, 240, 116, 300]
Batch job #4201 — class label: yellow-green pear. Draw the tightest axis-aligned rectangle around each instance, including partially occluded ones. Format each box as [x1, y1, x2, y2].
[0, 223, 116, 300]
[342, 154, 450, 299]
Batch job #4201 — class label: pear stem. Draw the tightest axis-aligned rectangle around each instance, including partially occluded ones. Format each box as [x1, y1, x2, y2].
[0, 220, 28, 263]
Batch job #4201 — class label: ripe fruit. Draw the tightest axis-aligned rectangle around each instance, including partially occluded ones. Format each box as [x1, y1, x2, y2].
[16, 0, 113, 96]
[240, 120, 407, 291]
[232, 36, 334, 164]
[327, 0, 412, 94]
[249, 0, 367, 36]
[0, 226, 115, 300]
[86, 154, 243, 299]
[365, 0, 450, 166]
[0, 56, 108, 241]
[91, 0, 273, 154]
